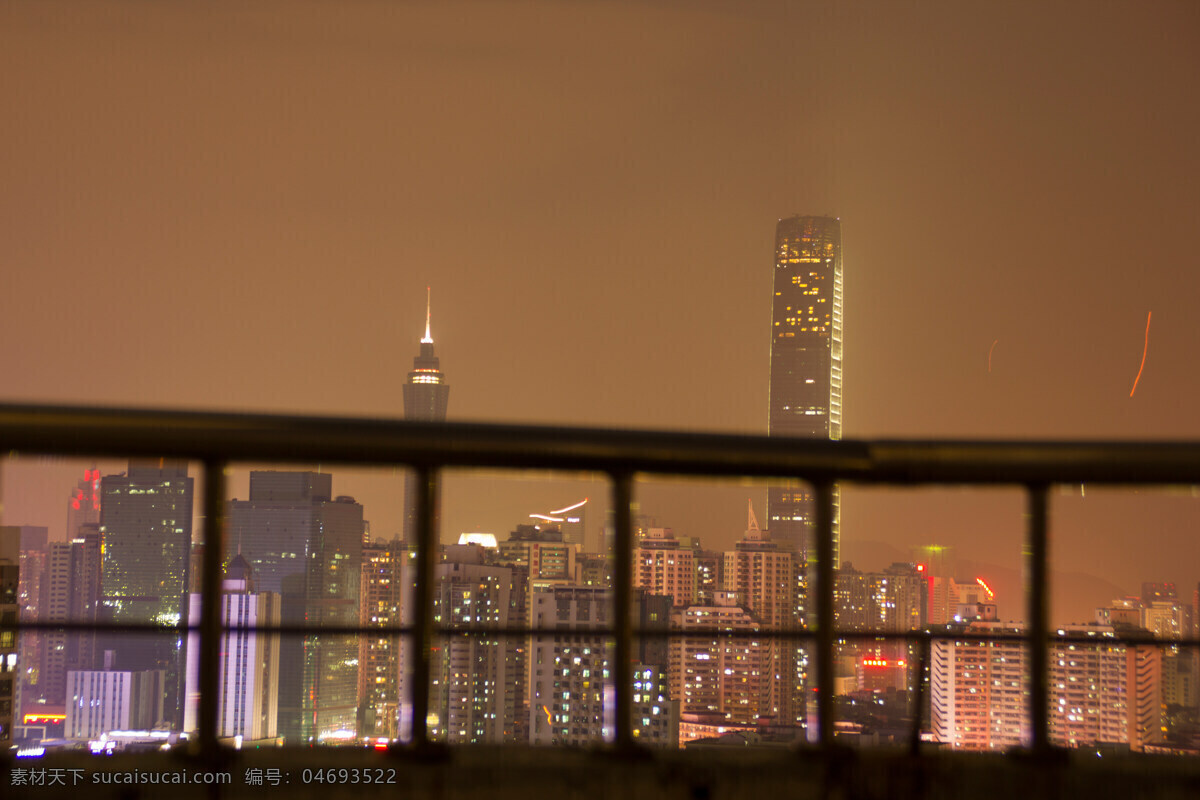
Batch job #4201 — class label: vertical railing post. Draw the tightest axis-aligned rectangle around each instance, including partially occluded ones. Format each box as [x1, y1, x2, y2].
[611, 472, 636, 751]
[1025, 484, 1051, 754]
[409, 466, 439, 750]
[196, 459, 227, 760]
[813, 481, 836, 747]
[909, 633, 930, 756]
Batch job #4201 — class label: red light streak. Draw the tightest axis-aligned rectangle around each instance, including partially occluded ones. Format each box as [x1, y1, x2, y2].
[988, 339, 998, 373]
[1130, 311, 1151, 397]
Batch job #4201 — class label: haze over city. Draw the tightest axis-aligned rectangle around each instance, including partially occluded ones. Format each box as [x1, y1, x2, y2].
[3, 1, 1200, 628]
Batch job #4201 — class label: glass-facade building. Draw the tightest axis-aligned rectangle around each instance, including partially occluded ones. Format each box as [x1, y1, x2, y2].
[767, 215, 843, 564]
[98, 460, 194, 727]
[229, 471, 362, 743]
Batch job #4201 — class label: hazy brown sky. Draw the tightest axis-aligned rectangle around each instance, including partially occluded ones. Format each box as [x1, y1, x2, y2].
[3, 2, 1199, 623]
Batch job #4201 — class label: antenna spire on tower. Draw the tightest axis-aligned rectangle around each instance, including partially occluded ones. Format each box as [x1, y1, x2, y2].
[748, 498, 760, 532]
[421, 286, 433, 344]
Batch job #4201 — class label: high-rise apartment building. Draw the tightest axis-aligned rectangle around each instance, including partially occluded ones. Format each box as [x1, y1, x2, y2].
[932, 621, 1163, 752]
[671, 592, 769, 738]
[428, 550, 517, 743]
[834, 562, 926, 634]
[723, 507, 794, 630]
[634, 528, 695, 608]
[767, 215, 843, 562]
[497, 525, 578, 610]
[98, 461, 194, 728]
[358, 538, 411, 740]
[930, 621, 1027, 751]
[1047, 625, 1129, 749]
[528, 587, 612, 746]
[722, 507, 796, 723]
[40, 530, 102, 707]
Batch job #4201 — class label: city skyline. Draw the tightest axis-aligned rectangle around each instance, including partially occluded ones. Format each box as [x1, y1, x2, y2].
[4, 458, 1199, 750]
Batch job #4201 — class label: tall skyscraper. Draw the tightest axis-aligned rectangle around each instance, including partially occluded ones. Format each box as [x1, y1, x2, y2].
[767, 215, 843, 563]
[229, 471, 363, 742]
[402, 288, 450, 546]
[402, 287, 450, 423]
[98, 460, 194, 728]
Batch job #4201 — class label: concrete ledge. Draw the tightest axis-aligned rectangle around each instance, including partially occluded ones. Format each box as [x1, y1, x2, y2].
[7, 746, 1200, 800]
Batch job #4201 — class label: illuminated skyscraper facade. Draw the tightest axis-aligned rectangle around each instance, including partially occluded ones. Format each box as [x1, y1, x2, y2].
[98, 461, 194, 727]
[767, 215, 842, 562]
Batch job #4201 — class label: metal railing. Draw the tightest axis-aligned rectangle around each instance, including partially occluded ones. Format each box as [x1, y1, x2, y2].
[4, 403, 1200, 759]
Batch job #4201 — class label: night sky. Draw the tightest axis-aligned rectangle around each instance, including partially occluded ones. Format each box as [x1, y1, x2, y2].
[3, 2, 1199, 624]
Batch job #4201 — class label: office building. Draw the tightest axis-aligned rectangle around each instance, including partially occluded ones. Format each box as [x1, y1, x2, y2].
[300, 493, 364, 742]
[67, 468, 103, 538]
[98, 461, 194, 728]
[65, 658, 164, 740]
[766, 215, 843, 562]
[229, 471, 363, 742]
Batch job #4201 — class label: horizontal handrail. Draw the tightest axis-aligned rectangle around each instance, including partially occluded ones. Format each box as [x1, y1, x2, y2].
[1, 402, 1199, 484]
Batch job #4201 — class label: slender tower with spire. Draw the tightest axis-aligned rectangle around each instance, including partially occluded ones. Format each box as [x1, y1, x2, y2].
[402, 287, 450, 421]
[402, 289, 449, 546]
